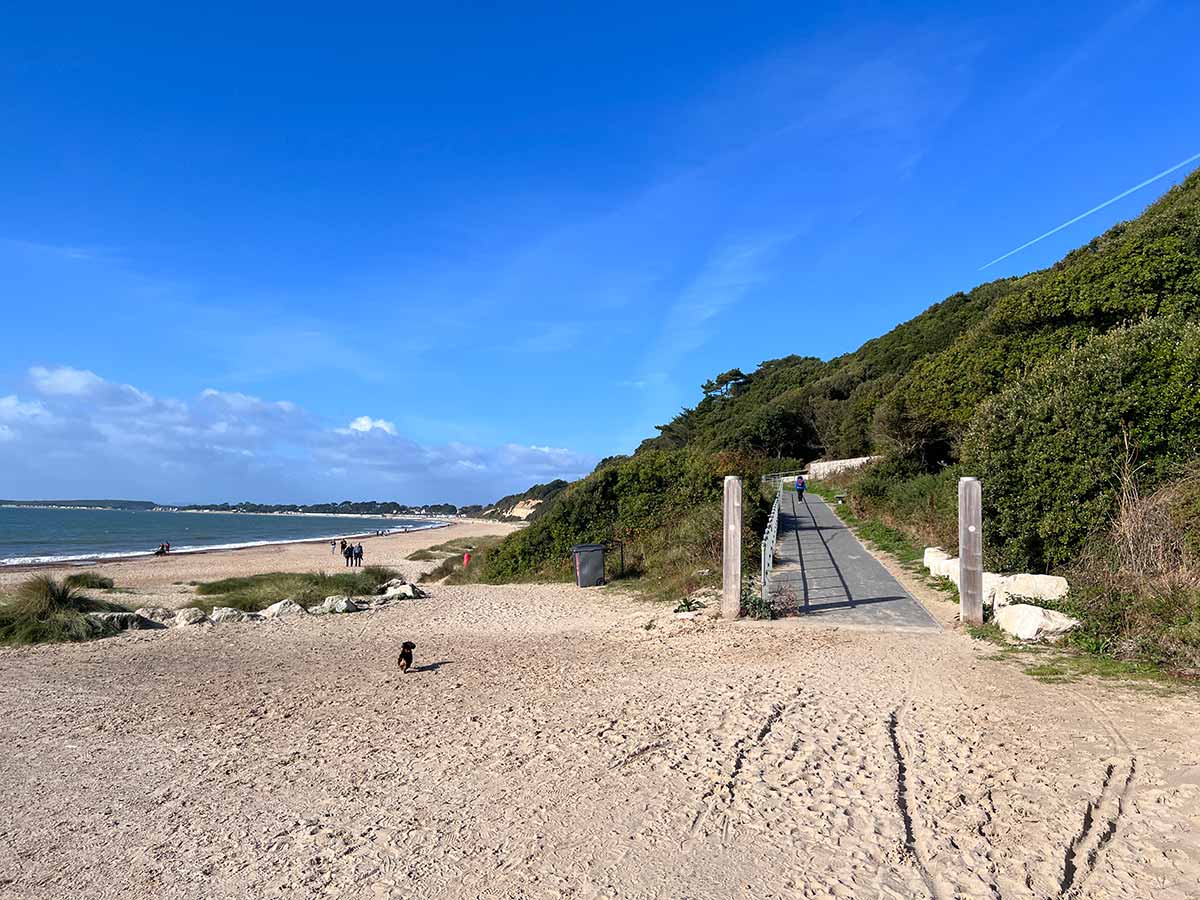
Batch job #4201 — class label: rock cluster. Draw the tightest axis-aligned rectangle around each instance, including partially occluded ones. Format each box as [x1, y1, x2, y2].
[100, 579, 428, 633]
[923, 547, 1079, 641]
[923, 549, 1070, 606]
[134, 606, 176, 625]
[86, 611, 162, 632]
[380, 578, 426, 600]
[174, 607, 211, 628]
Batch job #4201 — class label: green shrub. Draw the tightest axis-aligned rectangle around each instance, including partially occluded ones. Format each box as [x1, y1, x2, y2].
[0, 575, 130, 645]
[483, 449, 772, 596]
[839, 459, 960, 552]
[63, 572, 115, 590]
[742, 580, 775, 619]
[1050, 465, 1200, 672]
[962, 317, 1200, 572]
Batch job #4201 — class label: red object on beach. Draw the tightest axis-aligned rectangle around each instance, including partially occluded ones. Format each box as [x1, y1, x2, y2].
[463, 551, 471, 568]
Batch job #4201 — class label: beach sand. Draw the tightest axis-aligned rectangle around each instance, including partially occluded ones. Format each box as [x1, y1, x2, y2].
[1, 556, 1199, 898]
[0, 520, 520, 604]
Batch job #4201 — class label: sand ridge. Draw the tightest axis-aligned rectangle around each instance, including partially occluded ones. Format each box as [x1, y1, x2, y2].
[1, 579, 1198, 898]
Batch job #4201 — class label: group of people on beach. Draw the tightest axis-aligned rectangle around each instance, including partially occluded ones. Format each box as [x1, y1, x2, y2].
[333, 538, 365, 567]
[153, 541, 171, 556]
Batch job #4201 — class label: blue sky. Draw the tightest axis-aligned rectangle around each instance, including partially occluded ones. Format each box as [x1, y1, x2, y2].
[2, 1, 1198, 504]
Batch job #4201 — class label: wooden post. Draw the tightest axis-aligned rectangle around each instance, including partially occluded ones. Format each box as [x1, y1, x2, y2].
[958, 476, 983, 626]
[722, 476, 742, 619]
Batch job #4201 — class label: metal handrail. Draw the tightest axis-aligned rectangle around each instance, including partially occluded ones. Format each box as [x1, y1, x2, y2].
[760, 482, 782, 596]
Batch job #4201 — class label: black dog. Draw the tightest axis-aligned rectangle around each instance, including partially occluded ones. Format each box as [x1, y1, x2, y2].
[398, 641, 416, 674]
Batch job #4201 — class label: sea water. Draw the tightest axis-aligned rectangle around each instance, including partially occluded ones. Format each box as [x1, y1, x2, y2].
[0, 507, 444, 565]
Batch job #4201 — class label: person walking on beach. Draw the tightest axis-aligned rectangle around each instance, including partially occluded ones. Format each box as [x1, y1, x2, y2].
[331, 540, 337, 557]
[343, 543, 353, 567]
[354, 543, 364, 567]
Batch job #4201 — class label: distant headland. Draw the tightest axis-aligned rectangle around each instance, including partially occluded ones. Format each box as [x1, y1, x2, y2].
[0, 499, 157, 511]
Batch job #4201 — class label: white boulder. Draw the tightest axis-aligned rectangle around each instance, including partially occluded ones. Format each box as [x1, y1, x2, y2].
[319, 596, 360, 614]
[994, 574, 1070, 609]
[923, 547, 951, 570]
[134, 606, 177, 625]
[211, 607, 249, 623]
[995, 604, 1079, 642]
[174, 607, 211, 627]
[928, 556, 960, 583]
[981, 573, 1016, 607]
[261, 599, 309, 619]
[382, 582, 425, 600]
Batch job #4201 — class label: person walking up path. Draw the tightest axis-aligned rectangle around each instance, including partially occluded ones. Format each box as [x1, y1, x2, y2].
[768, 491, 938, 630]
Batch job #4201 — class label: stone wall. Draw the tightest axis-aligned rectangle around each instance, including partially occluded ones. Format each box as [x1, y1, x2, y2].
[806, 455, 880, 479]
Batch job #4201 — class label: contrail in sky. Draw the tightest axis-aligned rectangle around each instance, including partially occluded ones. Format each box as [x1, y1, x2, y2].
[979, 150, 1200, 270]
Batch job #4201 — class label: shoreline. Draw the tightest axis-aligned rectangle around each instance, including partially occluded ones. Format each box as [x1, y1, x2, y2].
[0, 521, 455, 571]
[151, 508, 466, 520]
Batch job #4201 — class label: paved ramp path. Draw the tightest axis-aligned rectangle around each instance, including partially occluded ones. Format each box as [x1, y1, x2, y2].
[768, 491, 941, 631]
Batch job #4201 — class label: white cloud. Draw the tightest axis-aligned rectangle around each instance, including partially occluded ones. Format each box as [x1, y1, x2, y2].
[345, 416, 397, 435]
[0, 394, 53, 422]
[0, 368, 595, 504]
[200, 388, 296, 414]
[29, 365, 104, 396]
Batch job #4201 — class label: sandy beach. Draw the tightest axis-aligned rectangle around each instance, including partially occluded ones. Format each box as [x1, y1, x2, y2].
[0, 520, 520, 602]
[1, 545, 1198, 898]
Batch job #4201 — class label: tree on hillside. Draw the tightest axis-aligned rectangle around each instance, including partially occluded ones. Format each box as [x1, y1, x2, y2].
[701, 368, 749, 399]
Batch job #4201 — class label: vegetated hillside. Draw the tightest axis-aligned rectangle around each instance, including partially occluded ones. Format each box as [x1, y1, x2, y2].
[479, 480, 569, 522]
[486, 169, 1200, 610]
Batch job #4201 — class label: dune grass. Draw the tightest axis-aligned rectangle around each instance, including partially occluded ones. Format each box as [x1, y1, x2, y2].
[429, 536, 503, 554]
[405, 548, 442, 561]
[418, 536, 507, 585]
[0, 575, 131, 645]
[408, 537, 508, 563]
[192, 566, 403, 612]
[63, 572, 116, 590]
